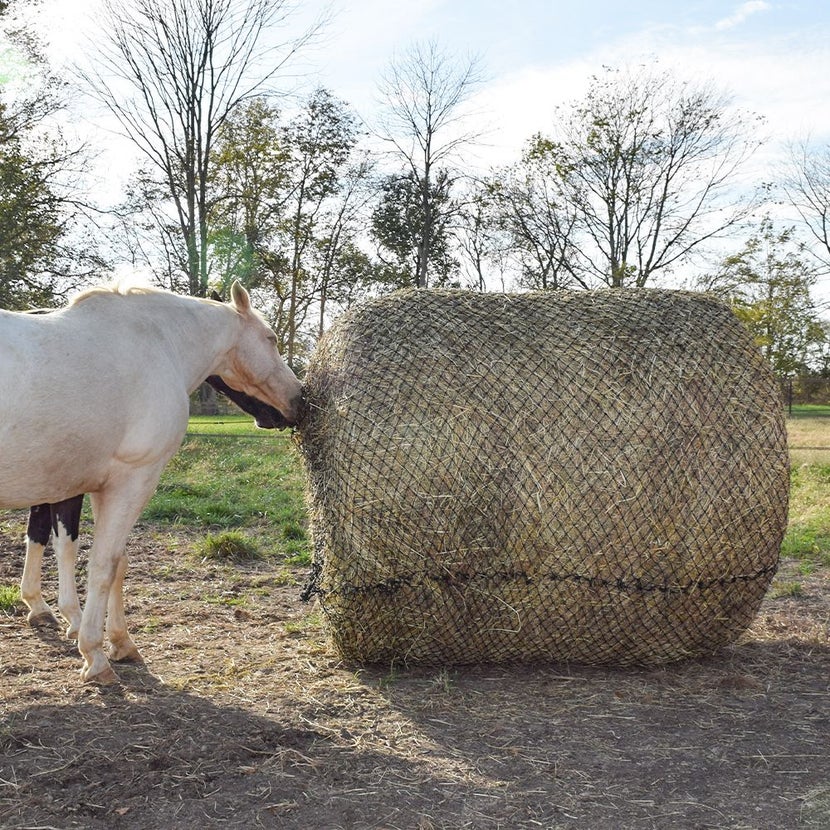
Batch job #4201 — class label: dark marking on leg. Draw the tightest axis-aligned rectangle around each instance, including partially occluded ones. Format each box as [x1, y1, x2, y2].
[51, 494, 84, 541]
[27, 503, 52, 547]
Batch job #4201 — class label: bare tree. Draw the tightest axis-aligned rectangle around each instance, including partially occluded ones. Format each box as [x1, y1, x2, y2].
[375, 39, 484, 288]
[535, 65, 764, 288]
[488, 149, 584, 291]
[782, 137, 830, 272]
[82, 0, 320, 296]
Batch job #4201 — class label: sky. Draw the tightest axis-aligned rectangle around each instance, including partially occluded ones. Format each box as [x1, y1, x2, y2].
[20, 0, 830, 295]
[298, 0, 830, 169]
[35, 0, 830, 161]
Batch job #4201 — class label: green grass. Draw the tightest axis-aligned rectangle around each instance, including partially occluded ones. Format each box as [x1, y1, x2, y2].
[186, 415, 271, 436]
[783, 413, 830, 571]
[787, 404, 830, 418]
[133, 415, 830, 578]
[194, 530, 263, 562]
[142, 425, 310, 564]
[0, 584, 21, 612]
[781, 461, 830, 569]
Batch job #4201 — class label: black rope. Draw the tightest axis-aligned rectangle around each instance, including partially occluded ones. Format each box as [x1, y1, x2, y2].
[308, 562, 779, 601]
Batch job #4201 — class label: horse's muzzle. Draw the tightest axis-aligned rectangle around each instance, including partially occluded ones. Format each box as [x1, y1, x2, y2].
[206, 375, 300, 431]
[278, 391, 306, 428]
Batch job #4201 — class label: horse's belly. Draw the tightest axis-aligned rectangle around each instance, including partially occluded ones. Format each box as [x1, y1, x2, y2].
[0, 436, 111, 508]
[0, 396, 188, 509]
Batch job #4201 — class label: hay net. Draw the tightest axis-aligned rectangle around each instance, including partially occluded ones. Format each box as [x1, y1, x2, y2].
[296, 289, 789, 668]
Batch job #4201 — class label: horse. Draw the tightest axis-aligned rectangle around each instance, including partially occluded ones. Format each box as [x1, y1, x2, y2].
[19, 374, 291, 641]
[0, 280, 303, 683]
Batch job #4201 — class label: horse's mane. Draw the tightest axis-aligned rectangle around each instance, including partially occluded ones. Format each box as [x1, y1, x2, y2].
[69, 282, 174, 307]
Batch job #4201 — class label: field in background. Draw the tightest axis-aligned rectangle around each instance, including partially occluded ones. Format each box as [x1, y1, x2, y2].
[171, 412, 830, 575]
[148, 418, 309, 563]
[120, 411, 830, 585]
[3, 410, 825, 585]
[783, 413, 830, 581]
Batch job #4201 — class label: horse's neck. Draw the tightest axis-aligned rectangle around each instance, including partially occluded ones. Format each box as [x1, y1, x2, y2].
[162, 299, 239, 391]
[74, 293, 238, 393]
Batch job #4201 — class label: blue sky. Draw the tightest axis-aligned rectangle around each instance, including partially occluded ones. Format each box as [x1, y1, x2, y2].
[296, 0, 830, 168]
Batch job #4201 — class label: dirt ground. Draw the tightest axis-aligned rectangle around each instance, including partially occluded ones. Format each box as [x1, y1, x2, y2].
[1, 521, 828, 830]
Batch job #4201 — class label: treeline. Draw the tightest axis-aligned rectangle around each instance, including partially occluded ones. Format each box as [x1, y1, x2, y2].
[1, 0, 829, 375]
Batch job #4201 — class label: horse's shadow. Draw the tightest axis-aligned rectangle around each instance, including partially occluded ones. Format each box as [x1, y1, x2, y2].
[359, 637, 830, 829]
[0, 668, 429, 830]
[3, 635, 828, 830]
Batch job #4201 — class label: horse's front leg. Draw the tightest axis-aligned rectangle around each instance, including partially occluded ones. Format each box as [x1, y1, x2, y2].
[79, 472, 162, 684]
[106, 553, 141, 664]
[21, 504, 55, 625]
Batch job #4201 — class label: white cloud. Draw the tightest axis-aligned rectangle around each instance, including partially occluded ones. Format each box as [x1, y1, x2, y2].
[715, 1, 772, 32]
[456, 8, 830, 188]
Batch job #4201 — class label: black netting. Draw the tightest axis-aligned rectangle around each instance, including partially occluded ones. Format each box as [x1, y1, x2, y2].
[296, 289, 790, 667]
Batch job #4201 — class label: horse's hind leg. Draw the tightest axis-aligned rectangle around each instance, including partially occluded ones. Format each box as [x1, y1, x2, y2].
[53, 495, 84, 639]
[21, 504, 57, 626]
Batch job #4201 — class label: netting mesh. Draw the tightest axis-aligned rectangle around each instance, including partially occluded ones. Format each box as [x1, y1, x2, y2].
[296, 289, 790, 667]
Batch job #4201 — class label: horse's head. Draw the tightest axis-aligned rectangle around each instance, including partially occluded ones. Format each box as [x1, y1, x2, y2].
[217, 282, 304, 426]
[205, 375, 293, 430]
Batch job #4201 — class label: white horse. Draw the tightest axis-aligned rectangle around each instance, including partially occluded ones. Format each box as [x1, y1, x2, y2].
[19, 375, 290, 642]
[0, 281, 303, 683]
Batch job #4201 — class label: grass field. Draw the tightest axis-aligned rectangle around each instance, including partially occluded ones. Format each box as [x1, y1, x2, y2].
[783, 412, 830, 577]
[4, 409, 826, 591]
[148, 417, 309, 562]
[149, 411, 830, 577]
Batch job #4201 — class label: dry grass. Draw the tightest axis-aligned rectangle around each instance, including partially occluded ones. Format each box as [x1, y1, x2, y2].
[298, 289, 790, 667]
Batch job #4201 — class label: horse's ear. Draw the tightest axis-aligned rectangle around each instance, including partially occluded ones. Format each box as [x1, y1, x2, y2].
[210, 290, 224, 303]
[229, 280, 251, 313]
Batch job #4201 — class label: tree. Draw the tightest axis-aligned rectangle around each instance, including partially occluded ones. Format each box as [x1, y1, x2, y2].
[375, 39, 483, 288]
[782, 137, 830, 273]
[83, 0, 318, 296]
[488, 143, 583, 291]
[0, 102, 63, 308]
[371, 169, 459, 289]
[208, 97, 291, 305]
[279, 88, 363, 363]
[701, 216, 826, 374]
[307, 152, 375, 337]
[526, 65, 762, 288]
[207, 91, 372, 365]
[0, 0, 101, 309]
[453, 184, 504, 291]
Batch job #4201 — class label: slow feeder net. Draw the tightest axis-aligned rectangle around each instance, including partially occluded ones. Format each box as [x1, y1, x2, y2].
[296, 289, 789, 667]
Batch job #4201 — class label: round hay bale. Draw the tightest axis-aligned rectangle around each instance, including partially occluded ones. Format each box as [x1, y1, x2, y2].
[296, 289, 789, 667]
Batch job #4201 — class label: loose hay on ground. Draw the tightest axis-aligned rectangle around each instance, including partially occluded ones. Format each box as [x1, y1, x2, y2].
[297, 289, 790, 667]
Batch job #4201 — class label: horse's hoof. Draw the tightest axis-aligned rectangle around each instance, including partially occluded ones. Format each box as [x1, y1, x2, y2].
[81, 664, 120, 685]
[27, 611, 58, 628]
[109, 643, 142, 664]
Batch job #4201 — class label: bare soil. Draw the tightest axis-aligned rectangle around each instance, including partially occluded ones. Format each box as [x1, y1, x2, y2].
[1, 521, 828, 830]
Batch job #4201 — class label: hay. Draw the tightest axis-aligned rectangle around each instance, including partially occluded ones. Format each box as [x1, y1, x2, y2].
[296, 289, 790, 667]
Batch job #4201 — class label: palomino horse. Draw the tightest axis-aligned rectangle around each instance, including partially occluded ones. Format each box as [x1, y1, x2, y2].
[0, 281, 303, 683]
[19, 375, 291, 642]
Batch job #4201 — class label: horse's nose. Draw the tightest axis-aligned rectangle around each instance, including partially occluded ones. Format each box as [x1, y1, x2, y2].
[284, 390, 306, 426]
